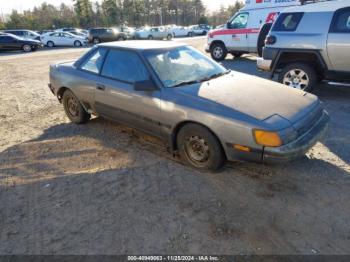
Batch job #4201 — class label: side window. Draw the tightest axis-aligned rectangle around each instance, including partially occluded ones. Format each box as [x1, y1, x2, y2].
[80, 48, 107, 74]
[331, 9, 350, 33]
[1, 36, 14, 42]
[229, 13, 249, 29]
[272, 12, 304, 32]
[101, 50, 149, 83]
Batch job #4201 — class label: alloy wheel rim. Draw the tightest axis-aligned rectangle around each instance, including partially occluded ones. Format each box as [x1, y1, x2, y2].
[185, 135, 210, 163]
[24, 45, 31, 52]
[213, 47, 223, 58]
[283, 69, 309, 90]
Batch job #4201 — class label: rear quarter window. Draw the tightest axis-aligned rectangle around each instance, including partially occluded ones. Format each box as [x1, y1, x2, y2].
[272, 12, 304, 32]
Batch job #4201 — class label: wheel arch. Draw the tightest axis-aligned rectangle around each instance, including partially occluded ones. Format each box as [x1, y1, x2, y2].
[209, 40, 226, 51]
[57, 86, 90, 112]
[170, 120, 226, 157]
[57, 86, 68, 102]
[272, 50, 327, 77]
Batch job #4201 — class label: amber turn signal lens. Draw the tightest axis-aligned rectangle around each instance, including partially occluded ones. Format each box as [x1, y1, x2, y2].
[234, 145, 251, 152]
[254, 130, 282, 147]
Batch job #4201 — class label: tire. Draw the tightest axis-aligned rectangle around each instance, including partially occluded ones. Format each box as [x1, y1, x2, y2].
[231, 52, 243, 58]
[22, 44, 32, 52]
[47, 41, 54, 48]
[210, 42, 227, 61]
[188, 32, 193, 37]
[74, 40, 82, 47]
[93, 38, 100, 45]
[167, 34, 173, 40]
[177, 123, 225, 171]
[62, 90, 90, 124]
[257, 23, 273, 57]
[117, 36, 123, 41]
[278, 62, 318, 92]
[202, 31, 207, 36]
[148, 35, 153, 40]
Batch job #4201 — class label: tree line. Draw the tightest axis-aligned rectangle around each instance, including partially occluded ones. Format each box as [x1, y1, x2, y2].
[0, 0, 243, 31]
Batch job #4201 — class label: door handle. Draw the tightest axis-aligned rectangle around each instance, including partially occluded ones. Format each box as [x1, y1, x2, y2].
[96, 84, 105, 91]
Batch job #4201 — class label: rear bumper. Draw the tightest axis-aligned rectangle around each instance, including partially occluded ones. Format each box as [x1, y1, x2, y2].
[257, 58, 272, 71]
[263, 110, 329, 163]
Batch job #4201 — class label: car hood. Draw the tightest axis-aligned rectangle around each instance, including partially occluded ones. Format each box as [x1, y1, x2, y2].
[176, 71, 319, 130]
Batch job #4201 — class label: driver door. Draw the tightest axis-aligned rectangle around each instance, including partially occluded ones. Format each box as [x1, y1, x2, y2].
[95, 49, 162, 136]
[226, 12, 249, 51]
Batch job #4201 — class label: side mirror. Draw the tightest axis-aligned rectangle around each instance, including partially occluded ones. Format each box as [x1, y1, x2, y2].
[134, 79, 158, 92]
[226, 22, 231, 29]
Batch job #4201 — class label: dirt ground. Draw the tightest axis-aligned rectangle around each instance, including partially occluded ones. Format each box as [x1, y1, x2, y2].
[0, 38, 350, 255]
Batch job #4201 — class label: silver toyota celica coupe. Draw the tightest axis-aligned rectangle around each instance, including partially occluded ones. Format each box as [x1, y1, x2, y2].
[49, 41, 329, 171]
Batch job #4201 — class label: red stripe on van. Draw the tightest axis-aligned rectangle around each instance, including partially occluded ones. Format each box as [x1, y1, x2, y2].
[210, 28, 260, 37]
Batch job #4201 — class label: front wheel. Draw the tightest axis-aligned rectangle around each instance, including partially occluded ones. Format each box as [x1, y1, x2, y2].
[22, 44, 32, 52]
[74, 40, 82, 47]
[148, 35, 153, 40]
[177, 124, 225, 171]
[188, 32, 193, 37]
[210, 43, 227, 61]
[47, 41, 54, 48]
[167, 34, 173, 40]
[62, 90, 90, 124]
[278, 63, 317, 92]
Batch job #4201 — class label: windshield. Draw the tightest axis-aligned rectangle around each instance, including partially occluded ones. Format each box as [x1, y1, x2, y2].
[145, 46, 228, 88]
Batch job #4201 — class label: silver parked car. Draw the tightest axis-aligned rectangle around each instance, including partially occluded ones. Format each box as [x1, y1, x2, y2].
[257, 0, 350, 92]
[49, 41, 329, 171]
[135, 27, 173, 40]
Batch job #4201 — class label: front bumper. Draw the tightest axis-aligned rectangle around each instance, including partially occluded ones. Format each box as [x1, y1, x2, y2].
[263, 110, 329, 163]
[257, 58, 272, 71]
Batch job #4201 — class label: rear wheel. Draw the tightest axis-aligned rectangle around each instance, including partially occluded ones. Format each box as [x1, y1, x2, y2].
[148, 35, 153, 40]
[47, 41, 54, 48]
[278, 62, 317, 92]
[62, 90, 90, 124]
[210, 42, 227, 61]
[167, 34, 173, 40]
[188, 32, 193, 37]
[177, 123, 225, 171]
[22, 44, 32, 52]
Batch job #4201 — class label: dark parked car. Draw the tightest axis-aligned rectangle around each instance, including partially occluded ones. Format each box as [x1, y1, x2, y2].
[4, 29, 41, 41]
[49, 41, 329, 171]
[88, 28, 127, 44]
[0, 34, 43, 52]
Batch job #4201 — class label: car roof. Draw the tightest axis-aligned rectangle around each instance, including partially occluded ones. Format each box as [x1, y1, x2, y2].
[98, 40, 187, 50]
[284, 0, 349, 13]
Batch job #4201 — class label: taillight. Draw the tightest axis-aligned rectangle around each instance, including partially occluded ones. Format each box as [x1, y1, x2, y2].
[265, 35, 276, 45]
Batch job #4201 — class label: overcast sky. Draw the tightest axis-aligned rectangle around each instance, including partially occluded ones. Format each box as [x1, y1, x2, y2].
[0, 0, 236, 14]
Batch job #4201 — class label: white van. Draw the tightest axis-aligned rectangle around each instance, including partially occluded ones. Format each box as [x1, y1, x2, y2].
[205, 0, 302, 60]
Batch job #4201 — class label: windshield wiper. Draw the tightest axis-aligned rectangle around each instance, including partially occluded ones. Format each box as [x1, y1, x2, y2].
[170, 70, 231, 88]
[199, 70, 231, 82]
[171, 80, 201, 88]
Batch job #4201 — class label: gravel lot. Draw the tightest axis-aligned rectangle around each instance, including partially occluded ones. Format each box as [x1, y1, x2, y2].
[0, 38, 350, 255]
